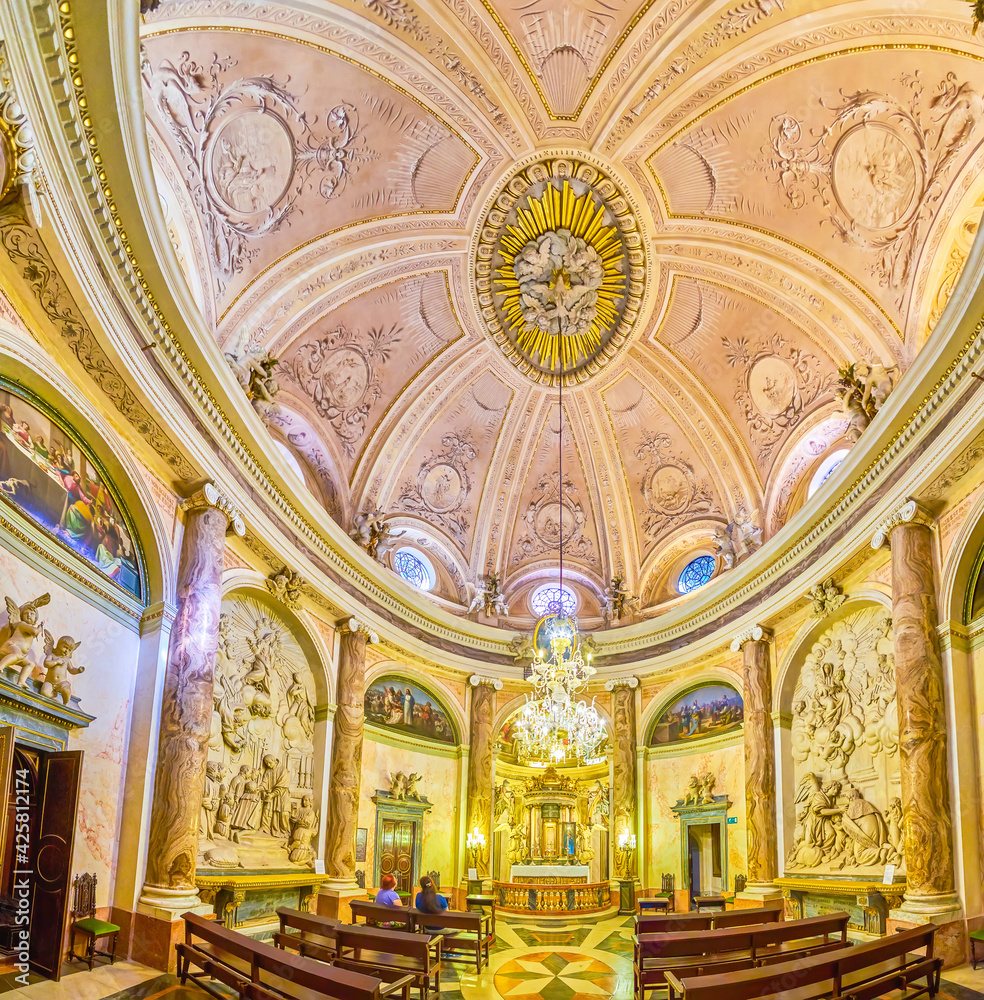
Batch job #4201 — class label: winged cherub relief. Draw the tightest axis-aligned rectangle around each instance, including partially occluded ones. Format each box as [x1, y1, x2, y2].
[0, 593, 51, 684]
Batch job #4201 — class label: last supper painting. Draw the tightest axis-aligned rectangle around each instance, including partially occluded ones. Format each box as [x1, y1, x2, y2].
[0, 384, 141, 598]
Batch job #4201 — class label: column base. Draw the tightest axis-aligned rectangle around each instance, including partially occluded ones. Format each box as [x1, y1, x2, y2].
[137, 883, 203, 914]
[318, 885, 365, 922]
[888, 895, 965, 970]
[734, 883, 784, 908]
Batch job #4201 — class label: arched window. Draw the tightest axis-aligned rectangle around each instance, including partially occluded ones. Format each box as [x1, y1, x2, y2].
[530, 583, 578, 617]
[677, 555, 715, 595]
[807, 448, 850, 499]
[393, 548, 436, 591]
[274, 439, 306, 481]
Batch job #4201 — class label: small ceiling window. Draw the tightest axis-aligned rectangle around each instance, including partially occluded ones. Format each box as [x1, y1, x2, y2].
[393, 548, 436, 592]
[274, 440, 306, 481]
[677, 555, 715, 595]
[530, 583, 578, 617]
[807, 448, 850, 499]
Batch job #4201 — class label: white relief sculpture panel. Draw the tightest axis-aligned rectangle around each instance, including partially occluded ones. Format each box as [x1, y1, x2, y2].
[199, 596, 318, 871]
[785, 606, 903, 876]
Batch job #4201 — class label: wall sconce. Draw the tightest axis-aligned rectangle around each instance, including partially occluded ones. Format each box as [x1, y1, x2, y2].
[618, 832, 637, 851]
[466, 828, 486, 865]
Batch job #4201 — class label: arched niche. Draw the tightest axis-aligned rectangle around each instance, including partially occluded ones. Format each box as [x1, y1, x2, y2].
[776, 597, 903, 880]
[364, 663, 465, 747]
[0, 334, 173, 607]
[200, 586, 330, 872]
[939, 489, 984, 627]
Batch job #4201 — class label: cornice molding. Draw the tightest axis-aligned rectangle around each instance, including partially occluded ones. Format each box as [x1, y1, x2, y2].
[730, 625, 773, 652]
[870, 498, 934, 550]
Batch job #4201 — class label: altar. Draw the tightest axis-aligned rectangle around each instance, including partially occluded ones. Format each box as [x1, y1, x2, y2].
[510, 864, 589, 884]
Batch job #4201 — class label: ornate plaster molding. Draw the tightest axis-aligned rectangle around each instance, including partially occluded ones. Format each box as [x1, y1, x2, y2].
[0, 39, 38, 214]
[871, 498, 934, 550]
[730, 624, 773, 652]
[469, 674, 503, 690]
[181, 482, 246, 537]
[340, 617, 380, 644]
[604, 676, 640, 691]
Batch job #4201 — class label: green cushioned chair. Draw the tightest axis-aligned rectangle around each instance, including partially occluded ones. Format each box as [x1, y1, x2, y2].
[68, 873, 119, 971]
[971, 928, 984, 970]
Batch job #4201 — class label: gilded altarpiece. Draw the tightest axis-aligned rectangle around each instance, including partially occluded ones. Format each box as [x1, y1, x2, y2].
[780, 606, 905, 932]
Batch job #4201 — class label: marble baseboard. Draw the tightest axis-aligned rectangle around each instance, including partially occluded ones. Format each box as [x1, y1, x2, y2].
[128, 913, 184, 974]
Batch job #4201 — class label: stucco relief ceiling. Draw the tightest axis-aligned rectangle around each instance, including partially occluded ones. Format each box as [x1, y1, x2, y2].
[140, 0, 984, 623]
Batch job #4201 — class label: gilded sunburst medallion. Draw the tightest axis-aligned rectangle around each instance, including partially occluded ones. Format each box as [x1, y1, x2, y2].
[474, 156, 646, 385]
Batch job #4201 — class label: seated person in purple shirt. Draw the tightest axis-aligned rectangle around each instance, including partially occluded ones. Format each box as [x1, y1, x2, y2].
[374, 873, 402, 906]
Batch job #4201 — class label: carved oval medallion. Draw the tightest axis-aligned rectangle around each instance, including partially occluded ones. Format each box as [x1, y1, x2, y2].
[646, 464, 694, 517]
[318, 346, 371, 409]
[533, 499, 577, 545]
[473, 155, 647, 385]
[831, 124, 921, 232]
[749, 356, 796, 416]
[421, 463, 463, 513]
[206, 109, 295, 217]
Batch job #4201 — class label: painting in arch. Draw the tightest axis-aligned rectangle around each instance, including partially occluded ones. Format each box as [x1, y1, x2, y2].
[0, 382, 142, 599]
[364, 675, 457, 744]
[650, 684, 744, 745]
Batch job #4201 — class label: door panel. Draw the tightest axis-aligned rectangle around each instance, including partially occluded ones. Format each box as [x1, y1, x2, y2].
[30, 751, 83, 980]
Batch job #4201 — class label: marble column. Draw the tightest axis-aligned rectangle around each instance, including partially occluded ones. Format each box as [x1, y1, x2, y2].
[731, 625, 780, 901]
[872, 500, 957, 912]
[465, 675, 501, 880]
[324, 618, 378, 885]
[141, 484, 244, 909]
[606, 677, 639, 880]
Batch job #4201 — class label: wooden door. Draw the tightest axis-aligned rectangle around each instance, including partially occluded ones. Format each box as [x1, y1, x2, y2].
[379, 819, 416, 894]
[30, 751, 83, 981]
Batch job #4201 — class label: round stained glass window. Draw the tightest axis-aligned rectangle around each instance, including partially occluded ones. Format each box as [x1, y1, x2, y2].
[677, 555, 715, 595]
[393, 548, 435, 592]
[530, 584, 578, 617]
[807, 448, 850, 499]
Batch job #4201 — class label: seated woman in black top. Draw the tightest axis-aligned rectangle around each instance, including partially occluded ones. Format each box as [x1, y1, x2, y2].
[414, 875, 449, 929]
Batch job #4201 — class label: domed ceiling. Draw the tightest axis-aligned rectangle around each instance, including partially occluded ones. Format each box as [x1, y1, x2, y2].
[140, 0, 984, 623]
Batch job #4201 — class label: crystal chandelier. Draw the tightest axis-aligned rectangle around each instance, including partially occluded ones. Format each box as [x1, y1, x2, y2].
[512, 320, 606, 766]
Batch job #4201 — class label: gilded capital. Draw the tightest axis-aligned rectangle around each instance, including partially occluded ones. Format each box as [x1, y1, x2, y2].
[181, 482, 245, 536]
[604, 676, 639, 691]
[730, 624, 772, 652]
[871, 498, 934, 550]
[340, 617, 379, 644]
[470, 674, 503, 690]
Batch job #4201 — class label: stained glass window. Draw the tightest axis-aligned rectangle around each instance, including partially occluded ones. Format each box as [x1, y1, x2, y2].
[807, 449, 850, 499]
[393, 548, 435, 591]
[678, 555, 715, 594]
[530, 584, 577, 617]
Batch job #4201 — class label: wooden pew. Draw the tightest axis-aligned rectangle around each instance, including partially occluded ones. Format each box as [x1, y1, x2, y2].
[636, 903, 782, 936]
[665, 924, 940, 1000]
[408, 908, 492, 973]
[275, 907, 339, 964]
[177, 911, 413, 1000]
[351, 899, 414, 931]
[333, 924, 443, 1000]
[635, 913, 849, 1000]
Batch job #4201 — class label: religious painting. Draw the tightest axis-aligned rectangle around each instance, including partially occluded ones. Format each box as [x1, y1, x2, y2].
[650, 684, 744, 745]
[0, 383, 142, 599]
[363, 676, 457, 744]
[355, 827, 367, 863]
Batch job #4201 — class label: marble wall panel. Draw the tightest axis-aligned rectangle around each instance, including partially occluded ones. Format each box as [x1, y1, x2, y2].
[644, 742, 746, 889]
[358, 736, 460, 890]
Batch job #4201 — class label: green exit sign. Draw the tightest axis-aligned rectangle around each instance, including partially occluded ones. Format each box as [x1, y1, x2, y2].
[727, 817, 737, 824]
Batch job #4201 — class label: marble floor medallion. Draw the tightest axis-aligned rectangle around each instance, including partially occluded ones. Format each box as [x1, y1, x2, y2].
[493, 951, 619, 999]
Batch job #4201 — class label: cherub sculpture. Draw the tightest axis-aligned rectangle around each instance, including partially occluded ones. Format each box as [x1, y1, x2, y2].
[699, 773, 716, 805]
[712, 525, 735, 569]
[808, 578, 846, 618]
[224, 327, 281, 419]
[266, 566, 304, 610]
[404, 772, 423, 801]
[389, 771, 408, 800]
[351, 508, 404, 560]
[603, 574, 637, 624]
[860, 363, 896, 413]
[0, 593, 50, 683]
[510, 633, 536, 663]
[682, 774, 701, 805]
[469, 571, 509, 616]
[39, 633, 85, 704]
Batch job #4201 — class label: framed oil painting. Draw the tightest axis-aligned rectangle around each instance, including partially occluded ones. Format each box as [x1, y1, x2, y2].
[364, 676, 457, 744]
[650, 684, 743, 745]
[0, 382, 142, 599]
[355, 827, 367, 863]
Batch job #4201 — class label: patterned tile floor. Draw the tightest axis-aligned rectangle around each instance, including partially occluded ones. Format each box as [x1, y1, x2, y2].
[2, 917, 983, 999]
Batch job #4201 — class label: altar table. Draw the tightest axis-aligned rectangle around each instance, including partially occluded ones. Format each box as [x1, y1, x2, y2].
[509, 864, 590, 884]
